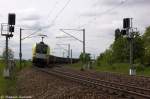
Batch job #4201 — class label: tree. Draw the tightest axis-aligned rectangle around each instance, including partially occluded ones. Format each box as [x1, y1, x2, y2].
[97, 49, 114, 65]
[97, 28, 145, 65]
[133, 33, 145, 63]
[142, 26, 150, 65]
[112, 36, 129, 62]
[115, 28, 122, 40]
[2, 48, 14, 60]
[79, 53, 91, 63]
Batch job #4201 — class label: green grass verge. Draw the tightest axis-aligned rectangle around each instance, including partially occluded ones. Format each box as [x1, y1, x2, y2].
[0, 61, 7, 95]
[67, 62, 150, 76]
[0, 60, 32, 95]
[65, 62, 83, 70]
[14, 60, 32, 71]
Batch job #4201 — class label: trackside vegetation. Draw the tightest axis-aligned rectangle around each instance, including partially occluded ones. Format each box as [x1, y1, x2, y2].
[69, 26, 150, 76]
[96, 26, 150, 76]
[0, 59, 32, 95]
[97, 30, 142, 65]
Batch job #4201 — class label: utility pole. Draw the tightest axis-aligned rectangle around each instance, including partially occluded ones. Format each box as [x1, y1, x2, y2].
[63, 51, 65, 57]
[71, 49, 72, 64]
[130, 37, 133, 71]
[42, 37, 44, 42]
[68, 44, 70, 58]
[82, 29, 85, 70]
[59, 28, 86, 70]
[19, 28, 22, 69]
[18, 28, 34, 69]
[56, 43, 70, 58]
[93, 54, 96, 61]
[6, 36, 8, 71]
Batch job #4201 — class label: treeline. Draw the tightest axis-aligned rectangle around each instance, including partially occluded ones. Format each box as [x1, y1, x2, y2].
[97, 26, 150, 66]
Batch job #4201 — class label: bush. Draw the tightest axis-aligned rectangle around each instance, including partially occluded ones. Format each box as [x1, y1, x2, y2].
[136, 65, 145, 72]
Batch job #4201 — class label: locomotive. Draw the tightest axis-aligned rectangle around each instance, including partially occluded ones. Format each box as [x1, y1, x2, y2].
[32, 41, 50, 67]
[32, 36, 79, 67]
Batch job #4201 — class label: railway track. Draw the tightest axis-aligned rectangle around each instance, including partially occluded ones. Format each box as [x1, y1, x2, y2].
[58, 66, 150, 89]
[86, 70, 150, 89]
[34, 66, 150, 99]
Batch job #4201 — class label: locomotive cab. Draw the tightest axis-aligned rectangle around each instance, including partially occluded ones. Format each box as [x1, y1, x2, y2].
[32, 41, 50, 67]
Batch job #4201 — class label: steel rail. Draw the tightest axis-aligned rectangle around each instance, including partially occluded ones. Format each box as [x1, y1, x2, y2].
[58, 66, 150, 89]
[34, 67, 150, 99]
[53, 67, 150, 96]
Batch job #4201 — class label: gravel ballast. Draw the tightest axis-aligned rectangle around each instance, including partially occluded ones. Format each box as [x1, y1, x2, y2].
[16, 67, 115, 99]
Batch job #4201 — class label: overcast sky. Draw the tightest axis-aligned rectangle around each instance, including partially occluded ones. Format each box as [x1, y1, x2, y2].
[0, 0, 150, 59]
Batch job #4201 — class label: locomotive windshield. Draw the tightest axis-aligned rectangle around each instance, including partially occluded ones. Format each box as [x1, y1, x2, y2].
[36, 43, 48, 54]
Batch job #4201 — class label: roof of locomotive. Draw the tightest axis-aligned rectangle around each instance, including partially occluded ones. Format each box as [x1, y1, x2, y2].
[32, 42, 50, 50]
[36, 42, 48, 46]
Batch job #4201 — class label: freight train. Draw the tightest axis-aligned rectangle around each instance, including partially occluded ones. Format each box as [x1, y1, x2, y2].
[32, 41, 79, 67]
[49, 55, 79, 64]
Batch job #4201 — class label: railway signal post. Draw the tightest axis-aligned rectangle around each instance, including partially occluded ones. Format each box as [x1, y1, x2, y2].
[1, 13, 16, 78]
[122, 18, 136, 75]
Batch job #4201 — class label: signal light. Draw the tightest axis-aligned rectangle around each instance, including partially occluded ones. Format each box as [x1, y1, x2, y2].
[8, 13, 16, 25]
[9, 26, 14, 32]
[121, 29, 127, 35]
[123, 18, 130, 28]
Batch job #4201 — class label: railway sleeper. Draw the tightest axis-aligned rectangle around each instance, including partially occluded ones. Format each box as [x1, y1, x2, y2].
[109, 90, 118, 95]
[37, 68, 150, 99]
[117, 92, 126, 98]
[126, 96, 135, 99]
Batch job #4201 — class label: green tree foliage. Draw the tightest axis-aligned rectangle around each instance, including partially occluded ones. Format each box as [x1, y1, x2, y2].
[79, 53, 91, 63]
[97, 49, 113, 66]
[115, 28, 122, 40]
[2, 48, 14, 60]
[143, 26, 150, 65]
[133, 32, 145, 63]
[112, 36, 129, 62]
[97, 28, 145, 65]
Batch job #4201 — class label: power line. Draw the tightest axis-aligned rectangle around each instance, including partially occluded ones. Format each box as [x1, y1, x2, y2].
[60, 29, 83, 43]
[21, 0, 58, 40]
[21, 29, 42, 40]
[47, 1, 59, 21]
[49, 0, 71, 27]
[22, 0, 71, 40]
[78, 0, 127, 28]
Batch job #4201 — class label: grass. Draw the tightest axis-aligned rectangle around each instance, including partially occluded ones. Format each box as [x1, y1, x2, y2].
[15, 60, 32, 71]
[67, 61, 150, 76]
[136, 66, 150, 76]
[0, 61, 7, 95]
[94, 63, 129, 74]
[0, 60, 32, 95]
[66, 62, 83, 70]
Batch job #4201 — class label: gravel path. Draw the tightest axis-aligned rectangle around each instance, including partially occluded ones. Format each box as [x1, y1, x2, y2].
[17, 67, 116, 99]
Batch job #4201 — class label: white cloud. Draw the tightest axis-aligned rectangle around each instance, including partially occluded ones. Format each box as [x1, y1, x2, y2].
[0, 0, 150, 59]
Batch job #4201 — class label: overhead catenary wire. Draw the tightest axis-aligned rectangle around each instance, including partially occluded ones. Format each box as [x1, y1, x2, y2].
[60, 29, 83, 43]
[78, 0, 128, 28]
[21, 29, 42, 40]
[47, 0, 59, 21]
[56, 0, 128, 52]
[60, 0, 128, 57]
[22, 0, 72, 40]
[56, 45, 68, 51]
[49, 0, 71, 27]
